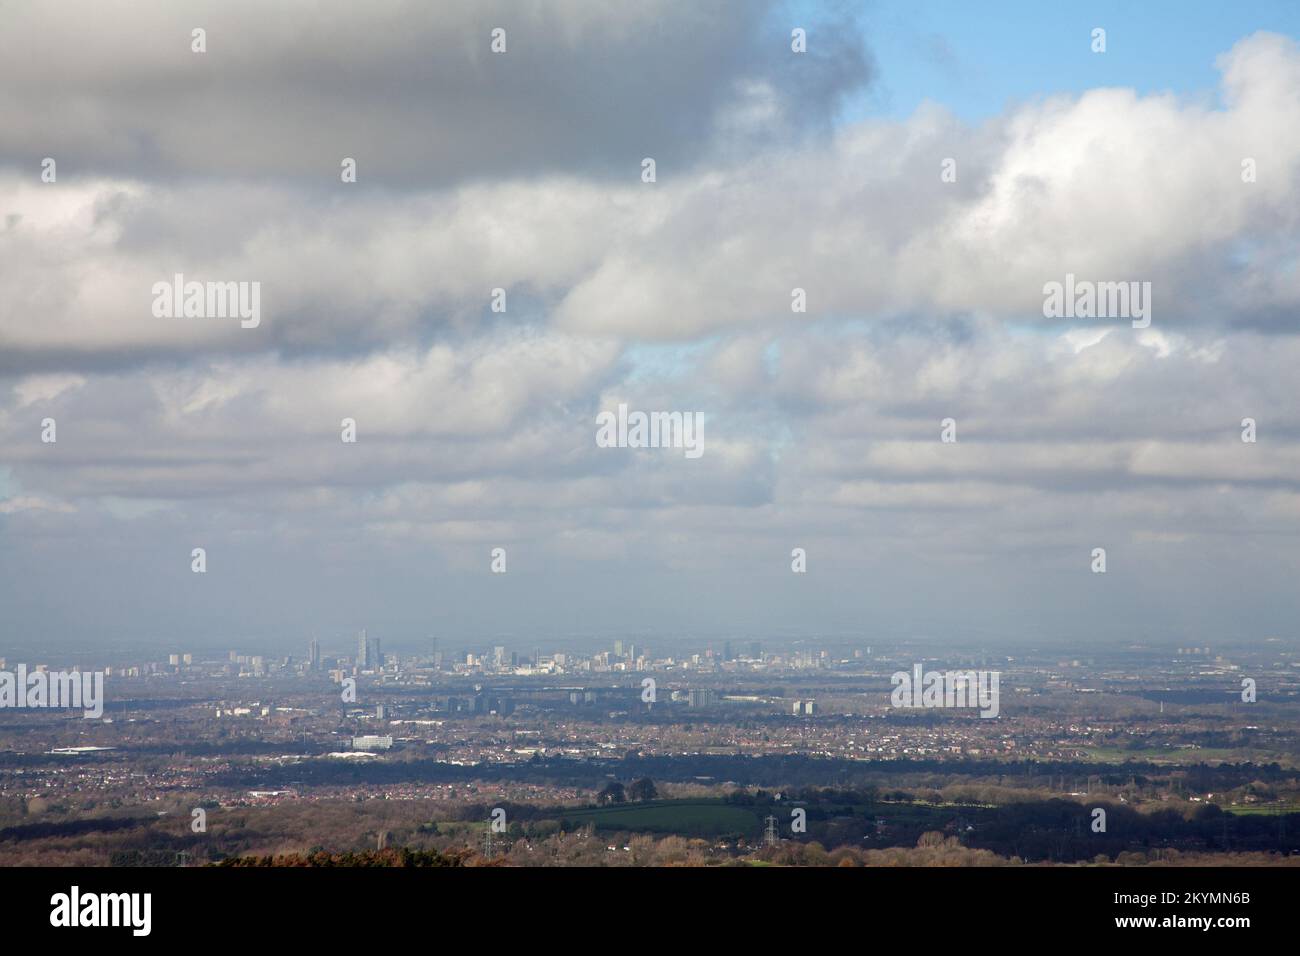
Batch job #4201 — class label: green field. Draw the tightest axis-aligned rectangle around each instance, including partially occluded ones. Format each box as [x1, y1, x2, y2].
[1081, 746, 1299, 768]
[1224, 804, 1300, 816]
[555, 800, 764, 836]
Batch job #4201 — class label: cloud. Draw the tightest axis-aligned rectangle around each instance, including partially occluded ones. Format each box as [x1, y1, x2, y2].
[0, 0, 870, 186]
[4, 33, 1298, 379]
[2, 15, 1299, 646]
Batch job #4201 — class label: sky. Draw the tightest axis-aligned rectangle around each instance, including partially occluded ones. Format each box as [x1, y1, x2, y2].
[855, 0, 1300, 120]
[2, 1, 1299, 657]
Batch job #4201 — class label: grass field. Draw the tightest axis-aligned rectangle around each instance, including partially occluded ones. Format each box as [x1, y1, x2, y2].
[1081, 746, 1299, 768]
[554, 799, 764, 836]
[1224, 804, 1300, 816]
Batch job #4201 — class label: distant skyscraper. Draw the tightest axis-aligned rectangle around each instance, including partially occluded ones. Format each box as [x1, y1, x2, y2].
[614, 640, 624, 658]
[688, 688, 718, 709]
[357, 629, 370, 669]
[373, 638, 383, 668]
[308, 638, 320, 671]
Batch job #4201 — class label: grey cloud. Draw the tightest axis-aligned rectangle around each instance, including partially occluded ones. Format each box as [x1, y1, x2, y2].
[5, 34, 1299, 379]
[0, 0, 870, 186]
